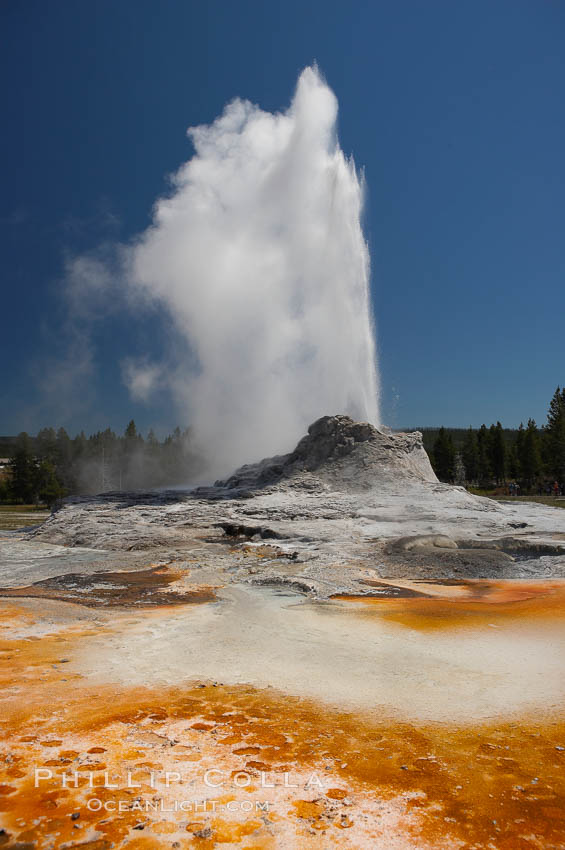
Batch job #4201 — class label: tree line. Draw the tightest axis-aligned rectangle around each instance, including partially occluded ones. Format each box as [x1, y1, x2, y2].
[425, 386, 565, 491]
[2, 385, 564, 506]
[0, 420, 203, 506]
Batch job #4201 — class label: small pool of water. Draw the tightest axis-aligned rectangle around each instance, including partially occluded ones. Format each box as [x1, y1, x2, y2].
[73, 580, 565, 724]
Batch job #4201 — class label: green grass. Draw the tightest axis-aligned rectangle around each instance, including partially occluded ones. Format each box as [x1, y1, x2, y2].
[468, 488, 565, 509]
[0, 504, 48, 512]
[0, 504, 51, 530]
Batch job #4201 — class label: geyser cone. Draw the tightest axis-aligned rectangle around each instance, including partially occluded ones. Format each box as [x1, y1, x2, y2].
[128, 66, 379, 478]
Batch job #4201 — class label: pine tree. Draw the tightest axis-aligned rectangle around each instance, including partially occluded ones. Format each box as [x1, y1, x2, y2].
[36, 427, 57, 462]
[489, 421, 507, 484]
[507, 442, 519, 479]
[515, 423, 525, 478]
[35, 460, 65, 507]
[545, 386, 565, 481]
[56, 427, 74, 490]
[433, 427, 455, 482]
[520, 419, 541, 488]
[476, 425, 492, 484]
[0, 477, 9, 503]
[462, 427, 479, 483]
[9, 433, 37, 503]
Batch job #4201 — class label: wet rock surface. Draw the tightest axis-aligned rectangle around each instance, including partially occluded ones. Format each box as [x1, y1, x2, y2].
[0, 565, 218, 608]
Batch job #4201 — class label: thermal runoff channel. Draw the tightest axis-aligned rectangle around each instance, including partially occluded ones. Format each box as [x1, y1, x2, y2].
[126, 66, 380, 476]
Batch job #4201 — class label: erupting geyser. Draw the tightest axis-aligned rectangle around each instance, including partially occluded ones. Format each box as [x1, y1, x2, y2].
[127, 66, 379, 477]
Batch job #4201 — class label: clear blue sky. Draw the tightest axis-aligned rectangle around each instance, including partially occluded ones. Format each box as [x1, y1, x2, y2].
[2, 0, 563, 436]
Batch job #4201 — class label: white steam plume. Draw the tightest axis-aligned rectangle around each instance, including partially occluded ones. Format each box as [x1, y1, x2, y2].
[126, 66, 379, 478]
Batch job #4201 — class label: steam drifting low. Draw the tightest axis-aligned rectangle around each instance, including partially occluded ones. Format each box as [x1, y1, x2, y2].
[126, 66, 379, 478]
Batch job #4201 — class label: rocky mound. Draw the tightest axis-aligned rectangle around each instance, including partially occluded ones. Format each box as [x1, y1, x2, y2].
[19, 414, 565, 584]
[216, 415, 437, 491]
